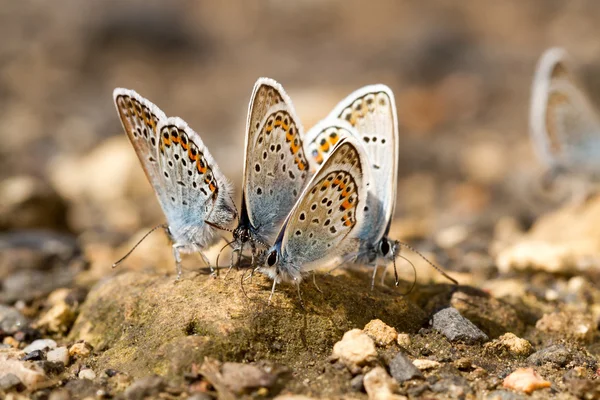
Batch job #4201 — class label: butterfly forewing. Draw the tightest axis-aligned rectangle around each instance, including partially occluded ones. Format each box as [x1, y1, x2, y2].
[113, 88, 167, 201]
[303, 118, 356, 173]
[277, 136, 370, 273]
[530, 47, 600, 173]
[329, 85, 398, 240]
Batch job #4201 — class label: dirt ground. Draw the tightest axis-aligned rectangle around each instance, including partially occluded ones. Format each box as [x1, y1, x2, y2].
[1, 1, 600, 399]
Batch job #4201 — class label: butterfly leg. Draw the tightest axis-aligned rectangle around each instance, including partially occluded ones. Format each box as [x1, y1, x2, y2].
[268, 278, 278, 305]
[370, 265, 379, 291]
[312, 272, 323, 294]
[379, 264, 388, 287]
[172, 244, 184, 280]
[224, 248, 238, 280]
[295, 278, 305, 310]
[198, 250, 215, 277]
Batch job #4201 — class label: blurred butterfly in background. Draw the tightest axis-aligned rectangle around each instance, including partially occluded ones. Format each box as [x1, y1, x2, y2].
[530, 47, 600, 183]
[304, 85, 456, 288]
[260, 136, 371, 301]
[225, 78, 311, 267]
[112, 88, 237, 279]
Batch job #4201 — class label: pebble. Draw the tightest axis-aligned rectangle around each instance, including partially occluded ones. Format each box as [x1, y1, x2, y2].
[331, 329, 377, 372]
[0, 305, 29, 334]
[123, 376, 166, 400]
[396, 333, 411, 348]
[484, 333, 533, 357]
[220, 362, 280, 394]
[0, 373, 23, 391]
[48, 388, 71, 400]
[536, 312, 596, 343]
[431, 307, 489, 344]
[389, 352, 423, 383]
[527, 344, 572, 367]
[484, 389, 527, 400]
[454, 357, 474, 371]
[412, 359, 441, 371]
[363, 366, 406, 400]
[69, 341, 92, 358]
[502, 368, 551, 394]
[35, 301, 76, 334]
[46, 347, 69, 365]
[23, 339, 57, 354]
[0, 348, 51, 390]
[363, 319, 397, 346]
[431, 375, 471, 397]
[22, 349, 45, 361]
[78, 368, 96, 380]
[350, 374, 365, 392]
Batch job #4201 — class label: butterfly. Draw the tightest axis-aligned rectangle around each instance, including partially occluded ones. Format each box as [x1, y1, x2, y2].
[113, 88, 237, 279]
[260, 135, 371, 299]
[530, 47, 600, 180]
[304, 85, 456, 288]
[228, 78, 310, 266]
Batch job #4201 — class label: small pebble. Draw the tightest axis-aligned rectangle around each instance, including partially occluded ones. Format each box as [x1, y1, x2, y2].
[78, 368, 96, 380]
[413, 359, 441, 371]
[363, 366, 406, 400]
[69, 341, 92, 358]
[23, 338, 57, 353]
[350, 374, 365, 392]
[220, 362, 279, 394]
[331, 329, 377, 372]
[22, 349, 45, 361]
[0, 305, 29, 334]
[35, 301, 76, 334]
[46, 346, 69, 365]
[396, 333, 411, 348]
[527, 344, 572, 367]
[0, 373, 23, 391]
[484, 333, 532, 357]
[48, 388, 71, 400]
[389, 352, 423, 383]
[363, 319, 397, 346]
[431, 307, 489, 344]
[454, 357, 473, 371]
[502, 368, 551, 394]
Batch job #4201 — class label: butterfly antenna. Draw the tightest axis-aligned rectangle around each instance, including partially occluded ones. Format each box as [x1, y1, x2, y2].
[396, 254, 417, 296]
[205, 220, 234, 233]
[397, 241, 458, 285]
[112, 224, 168, 268]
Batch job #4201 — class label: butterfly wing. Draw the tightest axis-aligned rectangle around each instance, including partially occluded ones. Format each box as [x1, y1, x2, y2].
[113, 88, 167, 204]
[328, 85, 398, 241]
[156, 117, 236, 249]
[303, 118, 357, 173]
[269, 136, 371, 281]
[530, 47, 600, 174]
[242, 78, 309, 241]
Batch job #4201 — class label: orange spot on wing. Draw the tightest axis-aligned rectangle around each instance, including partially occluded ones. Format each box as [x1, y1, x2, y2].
[341, 199, 352, 210]
[209, 183, 216, 192]
[196, 160, 207, 174]
[320, 142, 330, 152]
[315, 153, 323, 164]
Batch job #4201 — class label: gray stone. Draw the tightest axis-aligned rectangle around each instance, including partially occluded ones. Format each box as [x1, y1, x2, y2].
[350, 374, 365, 392]
[0, 373, 23, 391]
[431, 307, 489, 344]
[389, 352, 423, 383]
[124, 376, 166, 400]
[23, 338, 57, 354]
[527, 344, 572, 367]
[0, 305, 29, 334]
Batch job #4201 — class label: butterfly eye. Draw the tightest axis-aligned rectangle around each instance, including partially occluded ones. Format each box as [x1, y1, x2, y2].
[380, 239, 391, 256]
[267, 251, 278, 267]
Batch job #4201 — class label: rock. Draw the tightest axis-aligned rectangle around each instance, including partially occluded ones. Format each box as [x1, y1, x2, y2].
[0, 305, 29, 335]
[69, 271, 425, 378]
[23, 339, 57, 354]
[48, 388, 71, 400]
[0, 175, 68, 231]
[484, 390, 527, 400]
[0, 231, 85, 303]
[484, 333, 533, 357]
[219, 362, 282, 395]
[413, 359, 441, 371]
[363, 366, 406, 400]
[35, 301, 77, 334]
[502, 368, 551, 394]
[396, 333, 411, 348]
[78, 368, 96, 380]
[123, 376, 166, 400]
[389, 352, 423, 383]
[22, 349, 45, 361]
[350, 374, 365, 392]
[430, 307, 489, 344]
[64, 379, 102, 399]
[332, 329, 378, 372]
[453, 357, 474, 371]
[46, 347, 69, 365]
[536, 312, 596, 343]
[0, 348, 53, 390]
[495, 195, 600, 274]
[450, 291, 524, 337]
[566, 377, 600, 399]
[527, 344, 572, 367]
[68, 342, 92, 358]
[0, 373, 24, 391]
[430, 375, 471, 397]
[363, 319, 397, 346]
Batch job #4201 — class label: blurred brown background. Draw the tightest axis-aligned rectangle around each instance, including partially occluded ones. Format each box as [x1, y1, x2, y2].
[3, 0, 600, 252]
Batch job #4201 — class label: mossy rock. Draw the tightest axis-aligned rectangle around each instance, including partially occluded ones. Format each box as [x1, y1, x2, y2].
[69, 269, 426, 380]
